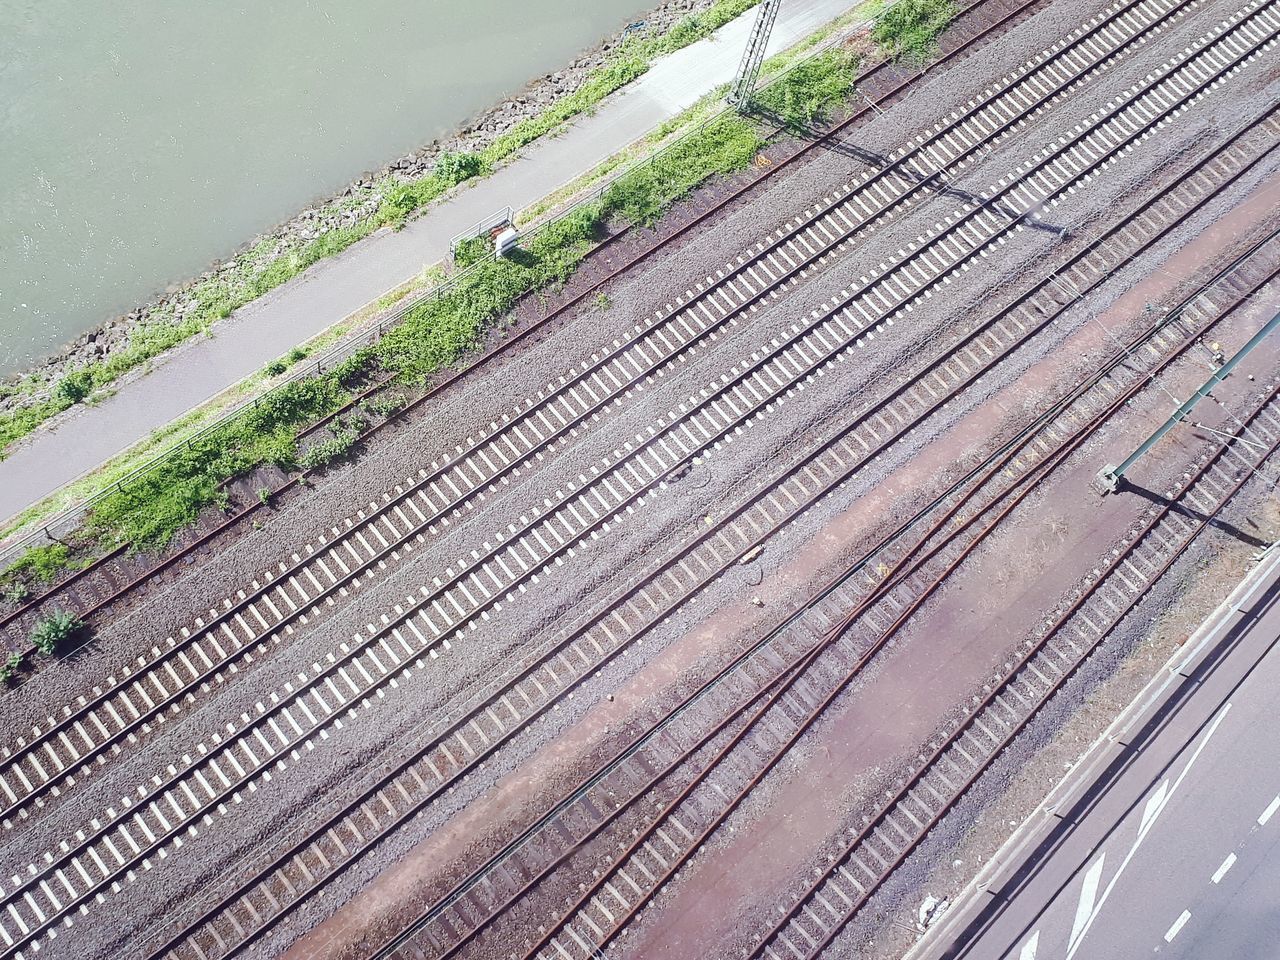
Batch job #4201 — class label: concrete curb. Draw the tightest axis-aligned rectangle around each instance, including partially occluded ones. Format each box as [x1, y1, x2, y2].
[906, 542, 1280, 959]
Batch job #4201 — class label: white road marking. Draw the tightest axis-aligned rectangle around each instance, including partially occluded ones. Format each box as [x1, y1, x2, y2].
[1211, 853, 1236, 884]
[1065, 703, 1231, 960]
[1164, 909, 1191, 943]
[1019, 929, 1040, 960]
[1069, 855, 1106, 957]
[1258, 796, 1280, 827]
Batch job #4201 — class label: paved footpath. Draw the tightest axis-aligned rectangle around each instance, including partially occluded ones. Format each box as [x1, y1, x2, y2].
[0, 0, 858, 528]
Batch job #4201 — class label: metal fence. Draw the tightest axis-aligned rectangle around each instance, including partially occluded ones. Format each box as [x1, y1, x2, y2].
[0, 17, 862, 569]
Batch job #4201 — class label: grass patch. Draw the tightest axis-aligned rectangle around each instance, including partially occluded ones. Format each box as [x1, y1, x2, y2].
[31, 610, 84, 656]
[870, 0, 956, 62]
[1, 3, 880, 574]
[754, 48, 860, 130]
[2, 543, 71, 586]
[0, 0, 768, 459]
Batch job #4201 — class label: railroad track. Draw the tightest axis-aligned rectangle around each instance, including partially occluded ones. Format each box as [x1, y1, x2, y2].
[135, 66, 1280, 960]
[0, 0, 1175, 831]
[0, 0, 1035, 654]
[747, 382, 1280, 960]
[365, 202, 1280, 960]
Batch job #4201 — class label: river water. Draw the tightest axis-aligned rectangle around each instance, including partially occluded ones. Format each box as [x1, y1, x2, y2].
[0, 0, 652, 375]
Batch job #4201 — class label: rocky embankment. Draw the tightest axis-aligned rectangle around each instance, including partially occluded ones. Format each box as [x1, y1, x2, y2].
[0, 0, 727, 419]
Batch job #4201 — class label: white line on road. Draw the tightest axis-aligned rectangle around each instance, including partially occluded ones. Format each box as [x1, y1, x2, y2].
[1068, 855, 1106, 957]
[1019, 929, 1040, 960]
[1211, 852, 1237, 884]
[1258, 796, 1280, 826]
[1065, 703, 1231, 960]
[1165, 909, 1192, 943]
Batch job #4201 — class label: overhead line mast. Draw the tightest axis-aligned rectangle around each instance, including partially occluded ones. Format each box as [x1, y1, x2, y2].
[728, 0, 783, 112]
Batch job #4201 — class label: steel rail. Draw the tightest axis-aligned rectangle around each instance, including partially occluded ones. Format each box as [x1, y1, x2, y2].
[0, 0, 1030, 648]
[0, 0, 1138, 816]
[497, 230, 1280, 960]
[391, 202, 1280, 960]
[0, 0, 1152, 850]
[750, 380, 1280, 960]
[137, 94, 1280, 960]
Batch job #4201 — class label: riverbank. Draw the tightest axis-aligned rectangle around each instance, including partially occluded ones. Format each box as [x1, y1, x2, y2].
[0, 0, 924, 597]
[0, 0, 758, 452]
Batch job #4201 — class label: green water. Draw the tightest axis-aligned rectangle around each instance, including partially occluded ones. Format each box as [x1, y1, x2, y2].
[0, 0, 652, 374]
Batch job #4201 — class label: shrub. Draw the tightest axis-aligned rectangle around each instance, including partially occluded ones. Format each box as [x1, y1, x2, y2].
[288, 346, 308, 364]
[31, 610, 83, 655]
[6, 543, 71, 584]
[0, 653, 22, 683]
[265, 359, 288, 377]
[54, 369, 95, 405]
[871, 0, 956, 62]
[435, 151, 486, 186]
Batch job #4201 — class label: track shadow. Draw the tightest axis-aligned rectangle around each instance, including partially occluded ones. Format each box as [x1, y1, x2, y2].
[751, 106, 1068, 238]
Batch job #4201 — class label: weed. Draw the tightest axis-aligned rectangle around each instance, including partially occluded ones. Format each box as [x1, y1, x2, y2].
[364, 393, 406, 418]
[257, 487, 272, 506]
[753, 49, 859, 130]
[298, 428, 357, 471]
[264, 359, 288, 377]
[5, 543, 71, 585]
[453, 235, 491, 268]
[595, 293, 614, 311]
[3, 582, 30, 605]
[0, 652, 22, 683]
[31, 610, 83, 656]
[870, 0, 956, 62]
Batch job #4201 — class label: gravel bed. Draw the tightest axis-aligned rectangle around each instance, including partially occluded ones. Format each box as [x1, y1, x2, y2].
[6, 2, 1280, 957]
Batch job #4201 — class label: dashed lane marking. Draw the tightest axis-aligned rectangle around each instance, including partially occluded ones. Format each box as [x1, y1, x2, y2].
[1164, 909, 1191, 943]
[1211, 853, 1236, 884]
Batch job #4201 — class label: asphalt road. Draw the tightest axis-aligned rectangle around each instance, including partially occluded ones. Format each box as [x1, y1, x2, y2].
[919, 555, 1280, 960]
[0, 0, 858, 528]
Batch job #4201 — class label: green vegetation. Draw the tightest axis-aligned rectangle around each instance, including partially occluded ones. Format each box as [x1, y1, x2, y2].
[0, 653, 23, 683]
[0, 5, 883, 574]
[4, 543, 70, 584]
[754, 48, 860, 130]
[453, 235, 491, 268]
[595, 293, 613, 311]
[480, 0, 759, 167]
[84, 375, 354, 549]
[870, 0, 956, 62]
[31, 610, 83, 655]
[0, 0, 768, 458]
[298, 423, 360, 471]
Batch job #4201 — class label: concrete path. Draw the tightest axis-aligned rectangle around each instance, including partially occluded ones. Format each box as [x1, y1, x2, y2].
[0, 0, 860, 527]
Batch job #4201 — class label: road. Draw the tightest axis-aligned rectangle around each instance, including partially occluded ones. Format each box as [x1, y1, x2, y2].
[0, 0, 859, 528]
[918, 552, 1280, 960]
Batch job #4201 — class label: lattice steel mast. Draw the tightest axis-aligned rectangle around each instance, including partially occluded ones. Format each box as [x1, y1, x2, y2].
[727, 0, 782, 111]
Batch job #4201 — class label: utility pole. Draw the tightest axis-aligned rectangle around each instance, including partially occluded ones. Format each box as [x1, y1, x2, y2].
[728, 0, 782, 112]
[1096, 308, 1280, 493]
